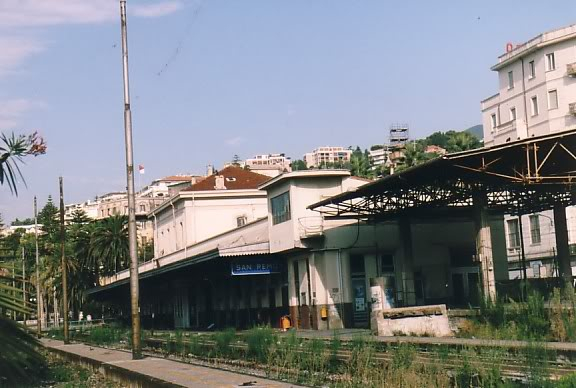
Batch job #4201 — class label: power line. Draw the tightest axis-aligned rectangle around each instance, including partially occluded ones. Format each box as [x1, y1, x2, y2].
[157, 1, 204, 77]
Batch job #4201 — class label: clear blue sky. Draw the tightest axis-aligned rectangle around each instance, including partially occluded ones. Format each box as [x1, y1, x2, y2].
[1, 0, 574, 223]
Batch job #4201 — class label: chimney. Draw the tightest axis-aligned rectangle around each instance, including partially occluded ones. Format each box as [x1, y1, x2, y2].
[207, 164, 214, 176]
[214, 175, 226, 190]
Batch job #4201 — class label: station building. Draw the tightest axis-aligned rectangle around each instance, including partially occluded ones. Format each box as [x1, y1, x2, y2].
[90, 166, 511, 331]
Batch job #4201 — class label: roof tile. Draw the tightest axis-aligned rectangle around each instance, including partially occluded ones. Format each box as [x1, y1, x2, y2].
[182, 166, 270, 191]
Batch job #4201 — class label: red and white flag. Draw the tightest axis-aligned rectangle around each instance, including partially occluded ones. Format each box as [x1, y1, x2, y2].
[138, 164, 145, 174]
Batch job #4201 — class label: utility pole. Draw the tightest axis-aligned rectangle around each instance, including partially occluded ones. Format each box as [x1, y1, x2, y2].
[34, 196, 42, 338]
[120, 0, 142, 359]
[59, 177, 69, 343]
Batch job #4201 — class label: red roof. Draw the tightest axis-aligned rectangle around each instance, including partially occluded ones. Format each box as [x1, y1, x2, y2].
[182, 166, 270, 192]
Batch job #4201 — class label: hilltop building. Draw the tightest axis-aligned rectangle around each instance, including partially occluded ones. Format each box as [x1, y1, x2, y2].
[303, 147, 352, 169]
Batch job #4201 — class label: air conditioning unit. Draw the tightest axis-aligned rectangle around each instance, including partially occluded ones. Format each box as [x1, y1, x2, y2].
[570, 102, 576, 116]
[568, 62, 576, 77]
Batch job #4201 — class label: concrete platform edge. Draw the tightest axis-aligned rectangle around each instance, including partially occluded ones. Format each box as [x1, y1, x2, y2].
[43, 342, 182, 388]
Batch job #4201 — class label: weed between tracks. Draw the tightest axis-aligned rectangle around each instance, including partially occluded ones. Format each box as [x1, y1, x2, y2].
[459, 287, 576, 343]
[53, 324, 576, 387]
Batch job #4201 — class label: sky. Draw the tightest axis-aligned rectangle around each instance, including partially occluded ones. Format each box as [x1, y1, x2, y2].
[1, 0, 575, 223]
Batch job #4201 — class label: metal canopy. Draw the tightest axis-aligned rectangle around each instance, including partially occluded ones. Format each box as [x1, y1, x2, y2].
[310, 129, 576, 219]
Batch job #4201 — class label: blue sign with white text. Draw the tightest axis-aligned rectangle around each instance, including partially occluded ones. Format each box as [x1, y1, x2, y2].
[231, 260, 283, 276]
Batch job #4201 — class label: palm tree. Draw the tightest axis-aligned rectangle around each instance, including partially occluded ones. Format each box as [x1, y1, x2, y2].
[0, 131, 46, 195]
[445, 131, 481, 153]
[90, 215, 129, 276]
[0, 131, 47, 385]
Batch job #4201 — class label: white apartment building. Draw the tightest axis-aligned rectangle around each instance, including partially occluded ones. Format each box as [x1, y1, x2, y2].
[64, 200, 99, 221]
[482, 24, 576, 147]
[245, 153, 292, 177]
[482, 23, 576, 278]
[368, 147, 389, 171]
[304, 147, 352, 168]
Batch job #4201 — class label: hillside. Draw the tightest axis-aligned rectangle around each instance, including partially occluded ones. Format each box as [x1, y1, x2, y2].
[465, 124, 483, 140]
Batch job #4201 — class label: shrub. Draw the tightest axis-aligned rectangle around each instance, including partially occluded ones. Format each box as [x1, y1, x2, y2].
[174, 330, 185, 355]
[245, 326, 275, 362]
[213, 328, 236, 357]
[556, 373, 576, 388]
[479, 294, 506, 328]
[187, 334, 202, 356]
[550, 287, 576, 342]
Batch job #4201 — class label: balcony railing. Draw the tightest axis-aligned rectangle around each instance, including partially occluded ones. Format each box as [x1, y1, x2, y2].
[298, 216, 324, 239]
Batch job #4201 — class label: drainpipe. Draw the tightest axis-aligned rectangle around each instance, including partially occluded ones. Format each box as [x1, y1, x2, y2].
[337, 249, 345, 326]
[170, 200, 177, 250]
[521, 58, 530, 138]
[183, 203, 188, 258]
[192, 192, 197, 243]
[153, 214, 158, 259]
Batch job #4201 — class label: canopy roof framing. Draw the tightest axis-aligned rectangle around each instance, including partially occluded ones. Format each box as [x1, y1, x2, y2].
[310, 130, 576, 219]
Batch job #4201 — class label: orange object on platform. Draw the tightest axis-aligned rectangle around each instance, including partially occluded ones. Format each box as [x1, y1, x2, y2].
[280, 315, 292, 331]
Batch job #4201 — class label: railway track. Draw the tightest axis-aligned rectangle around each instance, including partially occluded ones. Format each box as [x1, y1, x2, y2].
[141, 336, 576, 380]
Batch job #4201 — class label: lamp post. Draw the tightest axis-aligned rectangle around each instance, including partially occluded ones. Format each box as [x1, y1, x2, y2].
[119, 0, 142, 359]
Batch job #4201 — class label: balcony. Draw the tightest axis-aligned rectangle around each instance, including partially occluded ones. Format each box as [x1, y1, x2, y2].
[493, 119, 527, 145]
[568, 63, 576, 77]
[298, 216, 324, 239]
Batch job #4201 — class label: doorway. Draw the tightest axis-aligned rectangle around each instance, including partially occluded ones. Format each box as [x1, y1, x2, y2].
[350, 255, 369, 328]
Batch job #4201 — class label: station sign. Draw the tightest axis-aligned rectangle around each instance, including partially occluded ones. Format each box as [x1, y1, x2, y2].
[231, 260, 283, 276]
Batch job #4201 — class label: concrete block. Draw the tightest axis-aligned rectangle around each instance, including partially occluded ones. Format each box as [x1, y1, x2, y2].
[372, 304, 453, 337]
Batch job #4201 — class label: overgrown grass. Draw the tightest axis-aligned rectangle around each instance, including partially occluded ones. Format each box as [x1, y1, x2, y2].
[213, 328, 236, 357]
[66, 324, 568, 387]
[245, 326, 275, 362]
[460, 287, 576, 342]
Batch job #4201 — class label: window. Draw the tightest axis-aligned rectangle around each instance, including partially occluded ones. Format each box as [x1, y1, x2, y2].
[529, 215, 541, 244]
[350, 254, 365, 274]
[271, 192, 291, 225]
[124, 206, 128, 214]
[507, 219, 521, 249]
[507, 71, 514, 89]
[548, 89, 558, 110]
[236, 215, 247, 227]
[532, 263, 541, 278]
[510, 107, 517, 121]
[490, 113, 497, 130]
[546, 53, 556, 71]
[380, 254, 394, 274]
[531, 96, 539, 116]
[528, 60, 535, 79]
[139, 204, 146, 212]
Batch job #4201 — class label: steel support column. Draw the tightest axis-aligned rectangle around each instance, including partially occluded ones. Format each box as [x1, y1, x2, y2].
[553, 205, 573, 287]
[474, 195, 497, 301]
[399, 218, 416, 306]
